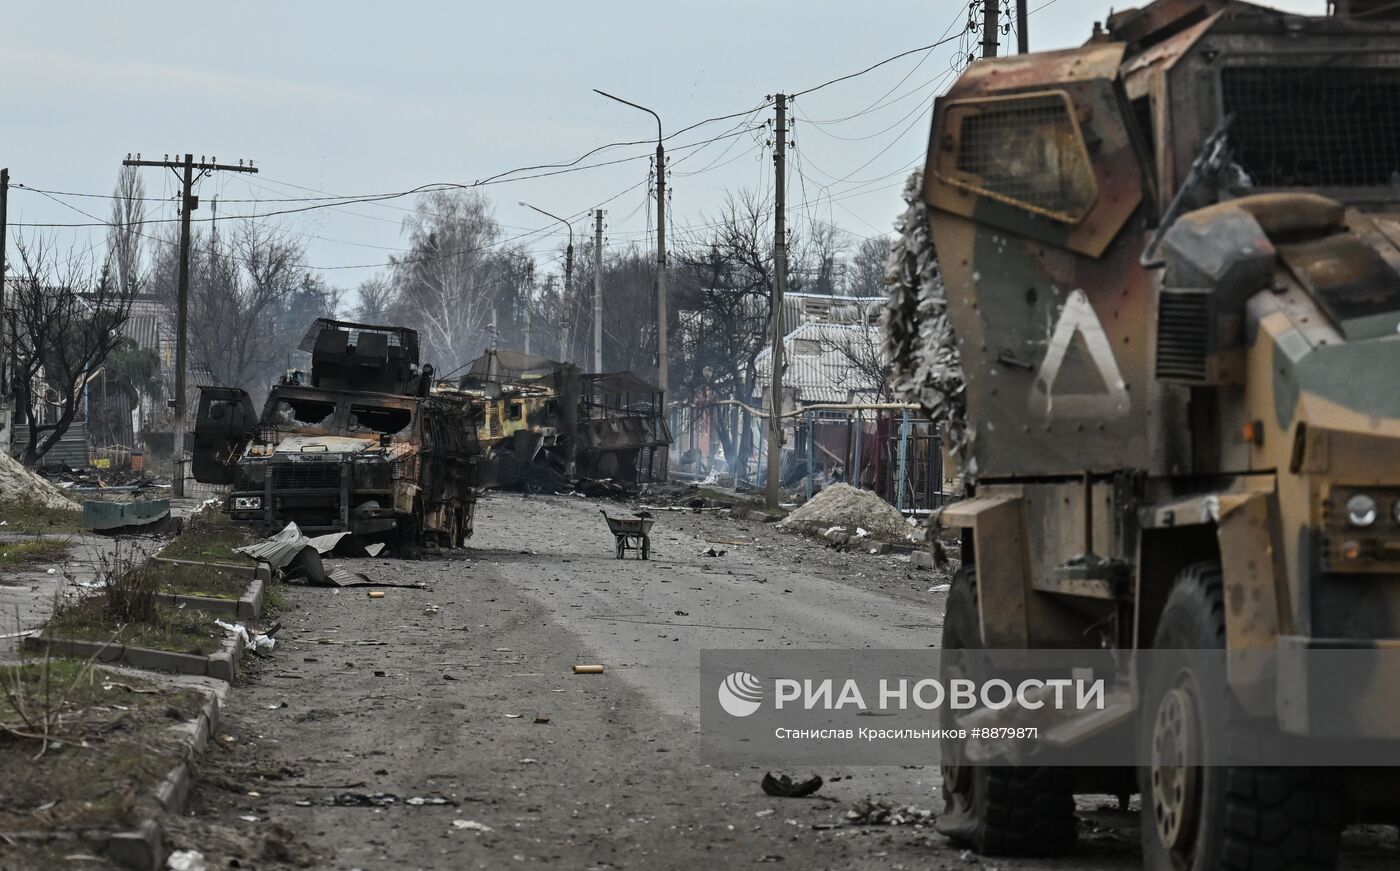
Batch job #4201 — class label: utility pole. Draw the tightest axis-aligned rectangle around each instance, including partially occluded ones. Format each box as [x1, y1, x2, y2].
[123, 154, 257, 497]
[593, 209, 604, 373]
[655, 140, 668, 403]
[1, 167, 9, 398]
[1017, 0, 1029, 53]
[592, 90, 667, 404]
[523, 261, 534, 356]
[983, 0, 1000, 59]
[766, 94, 788, 508]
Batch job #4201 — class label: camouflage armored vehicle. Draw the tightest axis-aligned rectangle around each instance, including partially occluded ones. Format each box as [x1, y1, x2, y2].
[886, 0, 1400, 867]
[192, 319, 479, 547]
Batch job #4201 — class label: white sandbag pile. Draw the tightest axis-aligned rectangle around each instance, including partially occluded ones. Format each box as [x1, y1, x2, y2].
[0, 451, 80, 512]
[779, 484, 913, 542]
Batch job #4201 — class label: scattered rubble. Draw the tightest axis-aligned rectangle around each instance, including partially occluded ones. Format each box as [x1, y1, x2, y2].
[844, 797, 936, 826]
[779, 484, 915, 542]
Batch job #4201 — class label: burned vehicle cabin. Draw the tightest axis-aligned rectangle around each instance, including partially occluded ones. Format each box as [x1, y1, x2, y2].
[193, 319, 479, 547]
[450, 349, 669, 492]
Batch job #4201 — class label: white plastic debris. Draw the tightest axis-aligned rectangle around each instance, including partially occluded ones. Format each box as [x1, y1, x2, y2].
[854, 527, 870, 539]
[453, 819, 493, 832]
[928, 583, 951, 593]
[167, 850, 207, 871]
[214, 619, 276, 653]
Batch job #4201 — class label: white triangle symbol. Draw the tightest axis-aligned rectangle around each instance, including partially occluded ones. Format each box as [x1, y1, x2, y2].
[1028, 289, 1130, 419]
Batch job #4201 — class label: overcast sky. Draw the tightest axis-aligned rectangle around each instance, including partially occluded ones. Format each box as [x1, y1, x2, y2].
[2, 0, 1323, 294]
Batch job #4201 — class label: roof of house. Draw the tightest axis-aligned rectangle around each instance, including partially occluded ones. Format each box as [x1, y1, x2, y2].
[753, 322, 885, 406]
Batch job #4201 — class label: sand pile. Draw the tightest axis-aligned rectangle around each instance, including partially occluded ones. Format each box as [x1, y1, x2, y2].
[779, 483, 913, 542]
[0, 450, 81, 511]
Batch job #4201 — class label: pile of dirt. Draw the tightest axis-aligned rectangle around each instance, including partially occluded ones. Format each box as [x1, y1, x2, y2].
[0, 451, 80, 511]
[779, 483, 913, 542]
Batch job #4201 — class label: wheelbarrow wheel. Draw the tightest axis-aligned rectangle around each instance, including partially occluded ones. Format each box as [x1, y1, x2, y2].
[642, 535, 650, 560]
[615, 537, 625, 560]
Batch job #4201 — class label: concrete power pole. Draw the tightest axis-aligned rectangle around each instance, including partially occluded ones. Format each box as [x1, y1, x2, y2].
[1017, 0, 1029, 53]
[983, 0, 1000, 59]
[123, 154, 257, 497]
[655, 142, 668, 404]
[765, 94, 789, 508]
[1, 167, 8, 402]
[593, 210, 604, 373]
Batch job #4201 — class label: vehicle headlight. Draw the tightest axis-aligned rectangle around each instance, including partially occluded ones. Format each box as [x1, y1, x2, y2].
[1346, 494, 1377, 528]
[234, 496, 262, 511]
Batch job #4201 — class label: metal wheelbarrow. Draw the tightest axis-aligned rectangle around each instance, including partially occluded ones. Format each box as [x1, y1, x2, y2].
[601, 510, 654, 560]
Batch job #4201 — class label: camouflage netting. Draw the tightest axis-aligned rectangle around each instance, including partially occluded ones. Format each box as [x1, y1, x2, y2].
[881, 171, 967, 451]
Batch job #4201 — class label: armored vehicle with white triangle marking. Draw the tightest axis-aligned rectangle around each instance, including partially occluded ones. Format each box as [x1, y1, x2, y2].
[886, 1, 1400, 867]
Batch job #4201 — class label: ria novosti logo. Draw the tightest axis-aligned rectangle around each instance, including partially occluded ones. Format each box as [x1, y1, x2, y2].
[717, 671, 764, 717]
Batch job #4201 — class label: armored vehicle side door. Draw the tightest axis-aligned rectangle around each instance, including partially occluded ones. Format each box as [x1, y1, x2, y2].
[192, 387, 257, 484]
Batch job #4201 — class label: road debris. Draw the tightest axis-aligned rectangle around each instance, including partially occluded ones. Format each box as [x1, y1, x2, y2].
[452, 819, 493, 832]
[844, 798, 936, 826]
[367, 591, 385, 599]
[533, 714, 551, 724]
[572, 664, 605, 674]
[699, 547, 726, 557]
[214, 619, 276, 654]
[166, 849, 207, 871]
[761, 772, 824, 798]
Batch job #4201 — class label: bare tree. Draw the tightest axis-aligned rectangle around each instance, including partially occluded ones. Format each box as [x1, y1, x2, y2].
[7, 239, 138, 465]
[148, 220, 308, 397]
[390, 190, 503, 371]
[672, 189, 785, 481]
[354, 275, 396, 323]
[821, 317, 894, 402]
[846, 236, 892, 298]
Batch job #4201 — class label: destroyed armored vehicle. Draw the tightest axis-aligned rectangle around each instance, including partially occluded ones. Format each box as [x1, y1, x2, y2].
[192, 319, 479, 546]
[449, 349, 669, 492]
[886, 0, 1400, 867]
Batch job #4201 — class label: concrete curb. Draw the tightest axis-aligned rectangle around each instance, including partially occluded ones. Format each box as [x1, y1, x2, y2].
[100, 678, 225, 870]
[153, 559, 270, 621]
[0, 675, 225, 870]
[23, 626, 246, 683]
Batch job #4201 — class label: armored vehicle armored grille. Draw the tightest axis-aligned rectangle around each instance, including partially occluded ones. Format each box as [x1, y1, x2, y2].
[272, 464, 342, 490]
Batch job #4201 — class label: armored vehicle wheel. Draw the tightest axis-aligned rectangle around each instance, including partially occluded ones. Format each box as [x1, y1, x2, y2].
[1139, 562, 1342, 871]
[936, 566, 1077, 856]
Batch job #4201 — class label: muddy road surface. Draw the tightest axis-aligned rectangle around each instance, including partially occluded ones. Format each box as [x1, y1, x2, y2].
[165, 492, 1398, 870]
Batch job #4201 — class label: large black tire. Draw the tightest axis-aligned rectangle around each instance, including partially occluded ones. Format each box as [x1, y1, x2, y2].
[1139, 562, 1343, 871]
[936, 566, 1078, 856]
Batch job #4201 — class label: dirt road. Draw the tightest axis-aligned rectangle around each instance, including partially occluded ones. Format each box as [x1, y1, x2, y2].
[167, 492, 1397, 870]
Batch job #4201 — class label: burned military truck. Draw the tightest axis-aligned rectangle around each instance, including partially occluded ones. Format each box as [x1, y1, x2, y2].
[885, 0, 1400, 867]
[192, 319, 479, 546]
[446, 349, 669, 492]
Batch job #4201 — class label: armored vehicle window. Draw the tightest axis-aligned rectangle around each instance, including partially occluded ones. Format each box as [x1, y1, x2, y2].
[270, 397, 335, 427]
[348, 404, 413, 436]
[1222, 67, 1400, 188]
[946, 92, 1097, 222]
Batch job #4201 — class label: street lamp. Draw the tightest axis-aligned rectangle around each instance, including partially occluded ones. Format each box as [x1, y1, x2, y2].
[519, 201, 575, 363]
[592, 90, 668, 405]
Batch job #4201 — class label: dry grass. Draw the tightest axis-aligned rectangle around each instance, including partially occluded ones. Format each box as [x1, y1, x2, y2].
[0, 538, 72, 571]
[0, 495, 83, 534]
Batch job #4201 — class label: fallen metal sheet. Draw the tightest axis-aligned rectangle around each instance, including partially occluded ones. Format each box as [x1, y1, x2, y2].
[83, 499, 172, 533]
[325, 567, 424, 589]
[306, 531, 351, 554]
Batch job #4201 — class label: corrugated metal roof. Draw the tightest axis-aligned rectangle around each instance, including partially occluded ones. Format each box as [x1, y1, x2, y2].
[753, 322, 885, 406]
